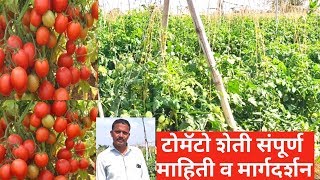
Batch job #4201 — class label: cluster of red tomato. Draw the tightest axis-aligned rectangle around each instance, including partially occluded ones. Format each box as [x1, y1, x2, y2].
[0, 100, 98, 179]
[0, 0, 99, 100]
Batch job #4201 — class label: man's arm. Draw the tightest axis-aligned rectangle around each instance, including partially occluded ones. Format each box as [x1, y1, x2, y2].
[96, 153, 107, 180]
[139, 150, 150, 180]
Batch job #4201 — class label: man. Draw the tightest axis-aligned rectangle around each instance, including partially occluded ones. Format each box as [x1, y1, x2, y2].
[96, 119, 150, 180]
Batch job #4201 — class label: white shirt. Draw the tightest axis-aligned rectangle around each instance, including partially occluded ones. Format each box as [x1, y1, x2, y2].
[96, 145, 150, 180]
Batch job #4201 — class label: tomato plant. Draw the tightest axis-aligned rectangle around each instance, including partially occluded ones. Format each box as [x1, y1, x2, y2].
[0, 100, 97, 179]
[0, 0, 99, 100]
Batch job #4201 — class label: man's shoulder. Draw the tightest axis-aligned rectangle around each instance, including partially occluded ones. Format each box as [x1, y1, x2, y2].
[129, 145, 141, 151]
[129, 146, 144, 154]
[97, 147, 113, 158]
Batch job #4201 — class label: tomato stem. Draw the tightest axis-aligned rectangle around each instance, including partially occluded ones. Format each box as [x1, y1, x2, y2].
[41, 142, 45, 152]
[17, 0, 31, 22]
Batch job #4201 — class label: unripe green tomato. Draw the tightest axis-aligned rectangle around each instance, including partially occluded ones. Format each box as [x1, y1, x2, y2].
[158, 115, 165, 123]
[27, 164, 39, 179]
[42, 114, 54, 128]
[145, 111, 153, 118]
[30, 125, 37, 131]
[30, 24, 37, 32]
[42, 10, 55, 28]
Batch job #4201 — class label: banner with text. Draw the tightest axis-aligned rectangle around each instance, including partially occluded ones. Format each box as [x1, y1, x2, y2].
[156, 132, 314, 179]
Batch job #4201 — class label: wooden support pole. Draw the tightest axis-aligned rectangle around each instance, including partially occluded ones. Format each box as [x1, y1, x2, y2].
[186, 0, 239, 131]
[98, 92, 105, 118]
[161, 0, 170, 58]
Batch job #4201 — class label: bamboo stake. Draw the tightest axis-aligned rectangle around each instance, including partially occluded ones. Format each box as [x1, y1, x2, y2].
[98, 92, 105, 118]
[161, 0, 170, 58]
[186, 0, 239, 131]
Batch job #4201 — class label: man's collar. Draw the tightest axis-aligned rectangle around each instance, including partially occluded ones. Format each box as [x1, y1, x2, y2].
[110, 144, 132, 155]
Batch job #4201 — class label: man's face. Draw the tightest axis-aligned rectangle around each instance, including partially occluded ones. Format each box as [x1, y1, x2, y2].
[110, 123, 130, 148]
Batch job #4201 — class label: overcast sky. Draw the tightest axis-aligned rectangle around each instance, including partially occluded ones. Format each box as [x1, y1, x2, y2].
[99, 0, 274, 14]
[96, 117, 156, 148]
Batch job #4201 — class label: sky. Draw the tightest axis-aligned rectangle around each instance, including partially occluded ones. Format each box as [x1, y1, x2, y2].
[96, 117, 156, 148]
[99, 0, 274, 14]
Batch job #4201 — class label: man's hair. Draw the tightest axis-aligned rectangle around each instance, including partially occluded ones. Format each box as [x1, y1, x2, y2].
[112, 119, 131, 131]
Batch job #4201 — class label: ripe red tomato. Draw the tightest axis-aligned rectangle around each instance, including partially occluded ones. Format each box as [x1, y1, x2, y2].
[66, 123, 80, 139]
[35, 59, 49, 78]
[42, 10, 55, 27]
[34, 152, 49, 168]
[70, 66, 80, 84]
[12, 49, 29, 69]
[55, 159, 70, 175]
[38, 80, 55, 100]
[23, 42, 36, 67]
[57, 53, 73, 68]
[54, 117, 67, 133]
[30, 113, 41, 128]
[38, 170, 54, 180]
[47, 32, 57, 48]
[80, 65, 91, 80]
[12, 145, 29, 161]
[0, 164, 11, 179]
[80, 26, 88, 39]
[91, 1, 99, 20]
[7, 134, 23, 146]
[30, 8, 42, 27]
[23, 139, 36, 159]
[27, 164, 39, 179]
[69, 159, 79, 173]
[52, 0, 68, 13]
[0, 15, 6, 31]
[10, 159, 28, 179]
[34, 101, 50, 118]
[65, 138, 74, 150]
[36, 127, 50, 142]
[75, 46, 87, 63]
[51, 101, 67, 117]
[66, 40, 76, 55]
[74, 142, 86, 156]
[46, 132, 56, 144]
[67, 22, 81, 41]
[83, 116, 92, 128]
[56, 67, 72, 87]
[27, 74, 40, 93]
[35, 0, 50, 15]
[55, 175, 68, 180]
[54, 13, 68, 34]
[57, 148, 72, 160]
[22, 113, 30, 129]
[66, 6, 81, 21]
[79, 158, 89, 169]
[10, 67, 27, 91]
[36, 26, 50, 45]
[15, 84, 27, 96]
[85, 13, 94, 28]
[0, 73, 13, 96]
[54, 87, 69, 100]
[65, 111, 79, 123]
[0, 48, 4, 69]
[7, 35, 23, 50]
[0, 145, 6, 162]
[0, 119, 6, 132]
[22, 9, 31, 26]
[90, 107, 98, 122]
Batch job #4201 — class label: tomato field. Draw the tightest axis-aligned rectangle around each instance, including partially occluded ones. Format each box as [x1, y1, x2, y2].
[98, 6, 320, 156]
